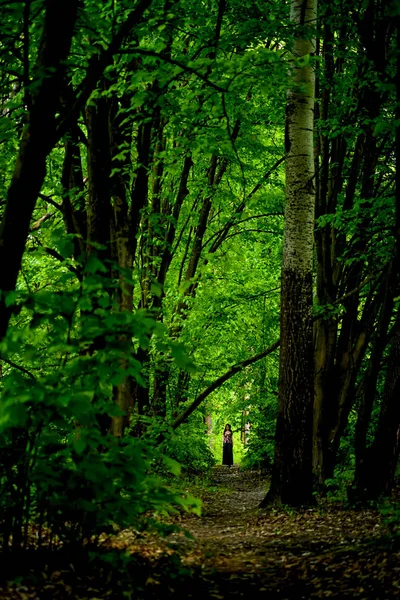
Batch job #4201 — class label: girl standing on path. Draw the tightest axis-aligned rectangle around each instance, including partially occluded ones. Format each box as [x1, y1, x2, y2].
[222, 424, 233, 467]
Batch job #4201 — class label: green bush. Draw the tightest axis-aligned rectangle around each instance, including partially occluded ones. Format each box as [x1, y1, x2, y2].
[161, 420, 216, 476]
[0, 374, 200, 552]
[241, 411, 275, 471]
[0, 274, 200, 552]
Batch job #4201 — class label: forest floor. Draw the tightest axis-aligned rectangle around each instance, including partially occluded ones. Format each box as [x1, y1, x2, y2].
[2, 465, 400, 599]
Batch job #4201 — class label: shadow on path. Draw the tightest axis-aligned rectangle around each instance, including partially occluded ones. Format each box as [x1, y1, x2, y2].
[160, 466, 400, 599]
[1, 466, 400, 599]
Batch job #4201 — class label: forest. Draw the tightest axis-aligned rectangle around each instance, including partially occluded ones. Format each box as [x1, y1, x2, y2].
[0, 0, 400, 597]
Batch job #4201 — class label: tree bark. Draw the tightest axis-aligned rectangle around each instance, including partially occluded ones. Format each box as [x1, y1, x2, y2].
[61, 134, 86, 261]
[0, 0, 79, 340]
[348, 324, 400, 501]
[0, 0, 154, 341]
[260, 0, 317, 507]
[109, 96, 135, 437]
[86, 95, 112, 262]
[349, 17, 400, 501]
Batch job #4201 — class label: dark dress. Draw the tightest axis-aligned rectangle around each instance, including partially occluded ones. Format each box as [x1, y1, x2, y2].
[222, 431, 233, 466]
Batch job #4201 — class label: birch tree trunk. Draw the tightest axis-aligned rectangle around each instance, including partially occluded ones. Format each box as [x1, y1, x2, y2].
[260, 0, 317, 507]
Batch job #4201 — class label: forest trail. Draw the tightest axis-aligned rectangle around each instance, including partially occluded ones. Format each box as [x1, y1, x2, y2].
[127, 465, 400, 599]
[2, 467, 400, 599]
[166, 465, 270, 573]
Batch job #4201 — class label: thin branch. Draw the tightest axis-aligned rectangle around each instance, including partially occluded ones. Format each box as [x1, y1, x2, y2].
[21, 267, 32, 294]
[23, 0, 32, 111]
[247, 156, 286, 201]
[221, 286, 281, 309]
[29, 212, 54, 232]
[42, 247, 80, 278]
[204, 224, 282, 252]
[219, 227, 283, 244]
[38, 193, 62, 211]
[116, 48, 227, 93]
[332, 271, 381, 306]
[221, 92, 246, 194]
[171, 339, 280, 430]
[213, 0, 226, 55]
[177, 225, 193, 287]
[235, 212, 284, 225]
[204, 158, 285, 253]
[0, 356, 36, 380]
[171, 191, 199, 259]
[31, 238, 80, 278]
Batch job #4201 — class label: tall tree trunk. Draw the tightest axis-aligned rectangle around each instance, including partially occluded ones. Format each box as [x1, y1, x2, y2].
[349, 17, 400, 501]
[312, 10, 340, 484]
[109, 97, 135, 437]
[86, 95, 112, 263]
[353, 264, 396, 487]
[61, 134, 87, 261]
[312, 1, 390, 484]
[260, 0, 317, 507]
[130, 117, 153, 425]
[150, 155, 192, 417]
[0, 0, 79, 340]
[349, 324, 400, 501]
[84, 93, 113, 436]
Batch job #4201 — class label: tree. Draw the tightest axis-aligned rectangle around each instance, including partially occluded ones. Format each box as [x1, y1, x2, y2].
[260, 0, 317, 507]
[0, 0, 287, 448]
[0, 0, 80, 339]
[349, 6, 400, 501]
[4, 0, 400, 534]
[0, 0, 291, 550]
[312, 0, 398, 488]
[0, 0, 154, 342]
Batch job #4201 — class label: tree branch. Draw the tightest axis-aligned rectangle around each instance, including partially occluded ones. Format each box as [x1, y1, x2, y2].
[333, 271, 381, 307]
[221, 227, 283, 242]
[171, 339, 280, 430]
[235, 212, 284, 225]
[0, 356, 36, 380]
[30, 238, 80, 278]
[164, 270, 382, 434]
[30, 212, 54, 231]
[247, 156, 285, 201]
[116, 48, 227, 93]
[205, 158, 285, 253]
[23, 0, 32, 111]
[38, 193, 63, 211]
[55, 0, 154, 141]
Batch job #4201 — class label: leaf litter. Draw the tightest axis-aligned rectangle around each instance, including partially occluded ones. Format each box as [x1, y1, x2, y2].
[1, 465, 400, 598]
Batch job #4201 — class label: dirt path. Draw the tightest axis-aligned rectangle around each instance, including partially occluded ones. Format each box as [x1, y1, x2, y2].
[156, 466, 400, 599]
[166, 466, 269, 570]
[2, 466, 400, 599]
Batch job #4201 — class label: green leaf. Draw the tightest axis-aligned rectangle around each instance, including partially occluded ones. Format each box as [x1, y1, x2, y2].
[85, 256, 108, 274]
[4, 291, 18, 308]
[150, 282, 163, 298]
[170, 342, 197, 373]
[162, 455, 181, 476]
[373, 120, 388, 136]
[73, 436, 87, 455]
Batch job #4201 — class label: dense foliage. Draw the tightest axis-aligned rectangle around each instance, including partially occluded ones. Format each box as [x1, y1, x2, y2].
[0, 0, 399, 559]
